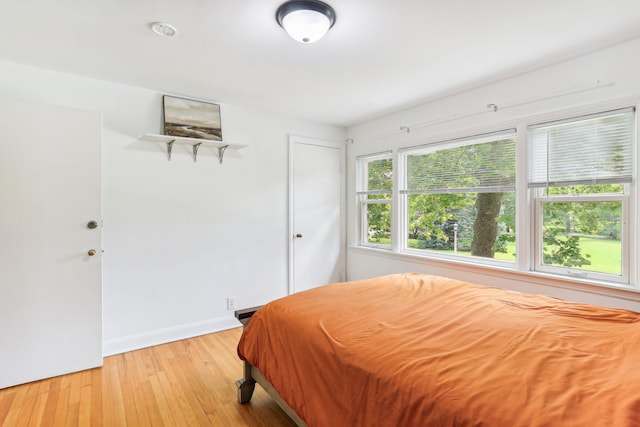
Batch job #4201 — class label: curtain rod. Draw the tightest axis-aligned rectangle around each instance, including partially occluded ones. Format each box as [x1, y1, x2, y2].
[367, 80, 613, 142]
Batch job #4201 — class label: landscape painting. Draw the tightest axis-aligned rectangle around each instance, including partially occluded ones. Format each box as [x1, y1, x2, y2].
[163, 95, 222, 141]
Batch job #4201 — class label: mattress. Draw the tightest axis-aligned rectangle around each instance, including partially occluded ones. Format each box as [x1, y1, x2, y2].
[238, 273, 640, 426]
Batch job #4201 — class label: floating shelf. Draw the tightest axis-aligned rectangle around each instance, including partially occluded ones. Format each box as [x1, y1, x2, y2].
[141, 133, 248, 164]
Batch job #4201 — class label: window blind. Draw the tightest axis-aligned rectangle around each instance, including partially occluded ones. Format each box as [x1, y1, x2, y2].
[528, 108, 635, 188]
[401, 130, 516, 194]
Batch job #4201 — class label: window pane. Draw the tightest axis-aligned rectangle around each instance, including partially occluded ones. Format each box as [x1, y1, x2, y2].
[402, 131, 516, 261]
[365, 202, 391, 245]
[367, 158, 393, 192]
[544, 184, 624, 196]
[529, 108, 634, 187]
[405, 133, 516, 194]
[406, 192, 515, 260]
[358, 153, 393, 248]
[367, 193, 390, 201]
[541, 201, 622, 275]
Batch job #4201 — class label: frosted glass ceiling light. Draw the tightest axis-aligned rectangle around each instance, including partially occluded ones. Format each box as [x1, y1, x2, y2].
[276, 0, 336, 43]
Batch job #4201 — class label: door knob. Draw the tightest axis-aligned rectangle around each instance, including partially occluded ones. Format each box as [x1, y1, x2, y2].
[295, 234, 303, 238]
[87, 220, 98, 229]
[87, 249, 96, 256]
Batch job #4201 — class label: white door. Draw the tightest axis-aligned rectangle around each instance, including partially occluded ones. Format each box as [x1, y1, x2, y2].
[289, 136, 345, 293]
[0, 100, 103, 388]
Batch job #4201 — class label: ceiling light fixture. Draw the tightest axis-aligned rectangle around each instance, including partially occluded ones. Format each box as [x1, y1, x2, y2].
[276, 0, 336, 43]
[150, 22, 177, 37]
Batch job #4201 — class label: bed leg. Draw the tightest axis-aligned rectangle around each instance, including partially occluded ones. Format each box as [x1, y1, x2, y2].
[235, 306, 262, 403]
[236, 360, 256, 403]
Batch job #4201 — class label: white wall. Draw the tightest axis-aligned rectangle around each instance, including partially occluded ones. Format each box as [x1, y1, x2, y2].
[0, 60, 345, 355]
[5, 36, 640, 356]
[346, 37, 640, 312]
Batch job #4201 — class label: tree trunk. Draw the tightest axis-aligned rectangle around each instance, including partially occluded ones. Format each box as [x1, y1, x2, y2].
[471, 192, 503, 257]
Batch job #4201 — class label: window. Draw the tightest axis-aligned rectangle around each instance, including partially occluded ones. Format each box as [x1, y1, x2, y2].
[355, 105, 637, 289]
[357, 152, 393, 248]
[529, 108, 635, 283]
[400, 130, 516, 261]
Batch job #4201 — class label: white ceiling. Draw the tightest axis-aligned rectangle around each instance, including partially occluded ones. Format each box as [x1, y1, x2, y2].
[2, 0, 640, 126]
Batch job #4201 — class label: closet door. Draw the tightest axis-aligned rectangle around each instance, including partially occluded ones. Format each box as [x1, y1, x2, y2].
[289, 135, 345, 293]
[0, 100, 103, 388]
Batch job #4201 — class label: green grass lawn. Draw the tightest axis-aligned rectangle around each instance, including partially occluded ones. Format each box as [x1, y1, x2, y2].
[565, 236, 621, 275]
[373, 236, 621, 275]
[493, 237, 621, 275]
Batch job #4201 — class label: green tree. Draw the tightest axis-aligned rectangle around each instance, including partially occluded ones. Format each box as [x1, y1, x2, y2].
[543, 232, 591, 267]
[541, 201, 592, 267]
[408, 193, 469, 242]
[367, 158, 393, 192]
[547, 185, 623, 237]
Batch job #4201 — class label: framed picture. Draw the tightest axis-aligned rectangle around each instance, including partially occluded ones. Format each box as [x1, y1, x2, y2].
[163, 95, 222, 141]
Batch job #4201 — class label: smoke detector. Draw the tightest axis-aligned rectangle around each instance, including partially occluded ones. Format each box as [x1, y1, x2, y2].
[150, 22, 177, 37]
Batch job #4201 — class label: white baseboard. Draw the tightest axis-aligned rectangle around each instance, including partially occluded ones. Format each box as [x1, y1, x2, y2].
[102, 316, 240, 357]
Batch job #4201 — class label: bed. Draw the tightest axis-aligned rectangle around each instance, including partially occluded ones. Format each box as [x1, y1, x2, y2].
[235, 273, 640, 426]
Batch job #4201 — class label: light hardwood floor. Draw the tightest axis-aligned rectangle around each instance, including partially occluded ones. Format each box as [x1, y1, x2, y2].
[0, 327, 297, 426]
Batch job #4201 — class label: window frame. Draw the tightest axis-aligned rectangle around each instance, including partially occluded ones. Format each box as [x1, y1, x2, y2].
[533, 191, 630, 283]
[527, 108, 635, 285]
[356, 151, 393, 249]
[398, 129, 517, 266]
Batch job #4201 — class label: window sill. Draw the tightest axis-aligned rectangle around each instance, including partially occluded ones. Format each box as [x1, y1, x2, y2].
[349, 245, 640, 304]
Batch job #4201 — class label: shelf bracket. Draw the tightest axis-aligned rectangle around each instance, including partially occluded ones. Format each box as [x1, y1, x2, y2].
[192, 143, 203, 163]
[166, 140, 176, 161]
[218, 145, 230, 164]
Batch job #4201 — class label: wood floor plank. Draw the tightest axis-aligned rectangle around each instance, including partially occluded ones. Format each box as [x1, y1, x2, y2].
[163, 355, 212, 426]
[64, 402, 79, 427]
[0, 328, 297, 426]
[3, 383, 33, 427]
[156, 363, 192, 427]
[148, 372, 181, 427]
[89, 369, 102, 427]
[67, 373, 81, 408]
[119, 353, 141, 427]
[133, 370, 164, 426]
[0, 391, 16, 427]
[77, 385, 91, 427]
[39, 377, 60, 427]
[51, 382, 70, 427]
[103, 365, 127, 427]
[25, 391, 47, 427]
[124, 351, 155, 427]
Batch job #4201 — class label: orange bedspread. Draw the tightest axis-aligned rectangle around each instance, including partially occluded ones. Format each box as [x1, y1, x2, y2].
[237, 273, 640, 426]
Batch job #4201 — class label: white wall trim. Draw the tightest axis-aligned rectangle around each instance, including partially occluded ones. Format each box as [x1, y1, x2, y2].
[102, 316, 240, 357]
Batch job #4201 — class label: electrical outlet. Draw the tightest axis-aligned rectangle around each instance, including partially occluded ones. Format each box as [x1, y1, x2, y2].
[226, 297, 236, 311]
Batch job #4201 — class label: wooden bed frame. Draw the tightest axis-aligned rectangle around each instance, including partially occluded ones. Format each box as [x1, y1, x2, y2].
[234, 307, 307, 427]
